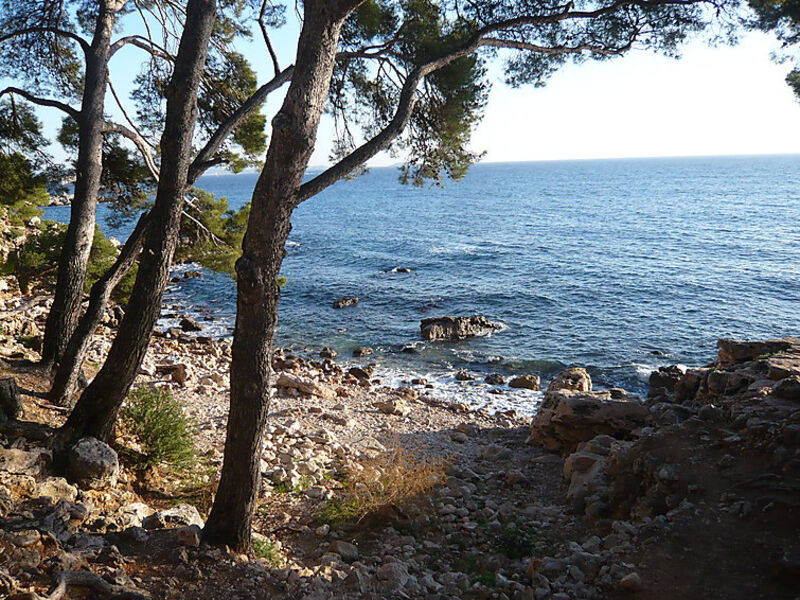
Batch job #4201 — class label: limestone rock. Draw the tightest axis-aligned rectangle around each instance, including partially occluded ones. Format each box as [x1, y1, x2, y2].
[276, 372, 335, 399]
[374, 399, 411, 417]
[528, 389, 648, 452]
[66, 437, 120, 489]
[485, 373, 505, 385]
[143, 503, 203, 529]
[547, 368, 592, 394]
[329, 540, 359, 562]
[0, 447, 50, 476]
[773, 376, 800, 401]
[509, 374, 541, 390]
[716, 337, 798, 367]
[420, 316, 502, 341]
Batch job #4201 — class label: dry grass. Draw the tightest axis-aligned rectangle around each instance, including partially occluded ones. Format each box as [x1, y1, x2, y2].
[318, 443, 447, 525]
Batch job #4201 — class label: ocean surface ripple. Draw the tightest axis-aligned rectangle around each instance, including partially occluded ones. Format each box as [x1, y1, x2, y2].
[45, 155, 800, 414]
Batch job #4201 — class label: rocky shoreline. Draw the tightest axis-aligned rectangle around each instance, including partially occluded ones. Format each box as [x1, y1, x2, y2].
[0, 282, 798, 598]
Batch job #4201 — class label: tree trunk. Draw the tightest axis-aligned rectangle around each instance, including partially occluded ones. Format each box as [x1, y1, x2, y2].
[54, 0, 217, 449]
[48, 212, 150, 406]
[41, 2, 119, 368]
[203, 0, 360, 552]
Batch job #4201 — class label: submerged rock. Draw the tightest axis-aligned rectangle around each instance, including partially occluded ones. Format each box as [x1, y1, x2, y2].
[332, 297, 359, 309]
[419, 316, 502, 341]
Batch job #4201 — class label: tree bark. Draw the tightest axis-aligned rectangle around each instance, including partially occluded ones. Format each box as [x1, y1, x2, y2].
[48, 212, 150, 406]
[41, 1, 119, 368]
[54, 0, 217, 449]
[203, 0, 361, 553]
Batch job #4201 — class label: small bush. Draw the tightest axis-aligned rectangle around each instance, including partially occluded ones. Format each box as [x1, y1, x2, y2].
[121, 386, 197, 471]
[252, 538, 285, 567]
[492, 523, 554, 559]
[317, 444, 446, 525]
[2, 220, 136, 301]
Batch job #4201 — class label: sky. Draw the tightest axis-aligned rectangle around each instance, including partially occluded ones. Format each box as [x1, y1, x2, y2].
[5, 11, 800, 168]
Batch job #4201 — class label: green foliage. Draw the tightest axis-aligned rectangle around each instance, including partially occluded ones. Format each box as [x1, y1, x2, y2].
[0, 152, 46, 225]
[121, 386, 197, 471]
[57, 118, 156, 222]
[1, 220, 136, 300]
[252, 538, 285, 567]
[176, 188, 249, 274]
[0, 99, 47, 156]
[2, 220, 63, 293]
[749, 0, 800, 99]
[492, 523, 554, 559]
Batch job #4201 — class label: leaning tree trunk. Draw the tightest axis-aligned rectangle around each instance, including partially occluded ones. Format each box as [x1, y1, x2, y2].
[41, 2, 119, 368]
[48, 212, 150, 406]
[203, 0, 360, 552]
[54, 0, 217, 449]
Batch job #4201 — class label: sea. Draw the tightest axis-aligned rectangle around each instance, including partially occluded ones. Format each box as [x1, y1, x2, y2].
[44, 155, 800, 415]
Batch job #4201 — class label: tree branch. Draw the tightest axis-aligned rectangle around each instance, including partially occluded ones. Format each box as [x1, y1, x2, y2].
[187, 66, 294, 182]
[297, 0, 700, 202]
[110, 34, 173, 60]
[0, 26, 91, 55]
[102, 121, 161, 180]
[259, 0, 281, 77]
[0, 87, 79, 120]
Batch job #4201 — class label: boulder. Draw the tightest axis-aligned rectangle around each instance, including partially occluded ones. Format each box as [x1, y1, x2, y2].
[179, 317, 202, 332]
[509, 375, 541, 390]
[66, 437, 120, 489]
[419, 316, 502, 341]
[485, 373, 505, 385]
[156, 363, 189, 385]
[374, 399, 411, 417]
[648, 366, 685, 395]
[528, 389, 648, 453]
[347, 366, 373, 380]
[546, 367, 592, 394]
[716, 337, 798, 367]
[332, 297, 359, 309]
[455, 370, 474, 381]
[774, 376, 800, 401]
[352, 346, 373, 357]
[142, 503, 203, 529]
[276, 372, 335, 399]
[0, 448, 51, 476]
[329, 540, 359, 561]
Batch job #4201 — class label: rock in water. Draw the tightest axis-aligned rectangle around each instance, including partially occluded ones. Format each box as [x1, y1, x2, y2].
[509, 375, 541, 390]
[66, 437, 120, 489]
[332, 297, 359, 309]
[0, 377, 22, 421]
[419, 316, 502, 341]
[179, 317, 202, 332]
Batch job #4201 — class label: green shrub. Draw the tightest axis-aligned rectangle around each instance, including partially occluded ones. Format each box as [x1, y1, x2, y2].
[121, 386, 197, 471]
[252, 538, 285, 567]
[1, 220, 137, 301]
[0, 152, 47, 226]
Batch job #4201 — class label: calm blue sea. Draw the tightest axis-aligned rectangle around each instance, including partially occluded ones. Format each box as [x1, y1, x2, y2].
[45, 155, 800, 413]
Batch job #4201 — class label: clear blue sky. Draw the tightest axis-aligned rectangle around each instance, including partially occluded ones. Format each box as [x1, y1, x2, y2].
[10, 15, 800, 168]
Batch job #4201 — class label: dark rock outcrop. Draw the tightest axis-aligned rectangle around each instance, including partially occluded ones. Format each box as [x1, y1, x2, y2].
[419, 316, 502, 341]
[332, 297, 359, 309]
